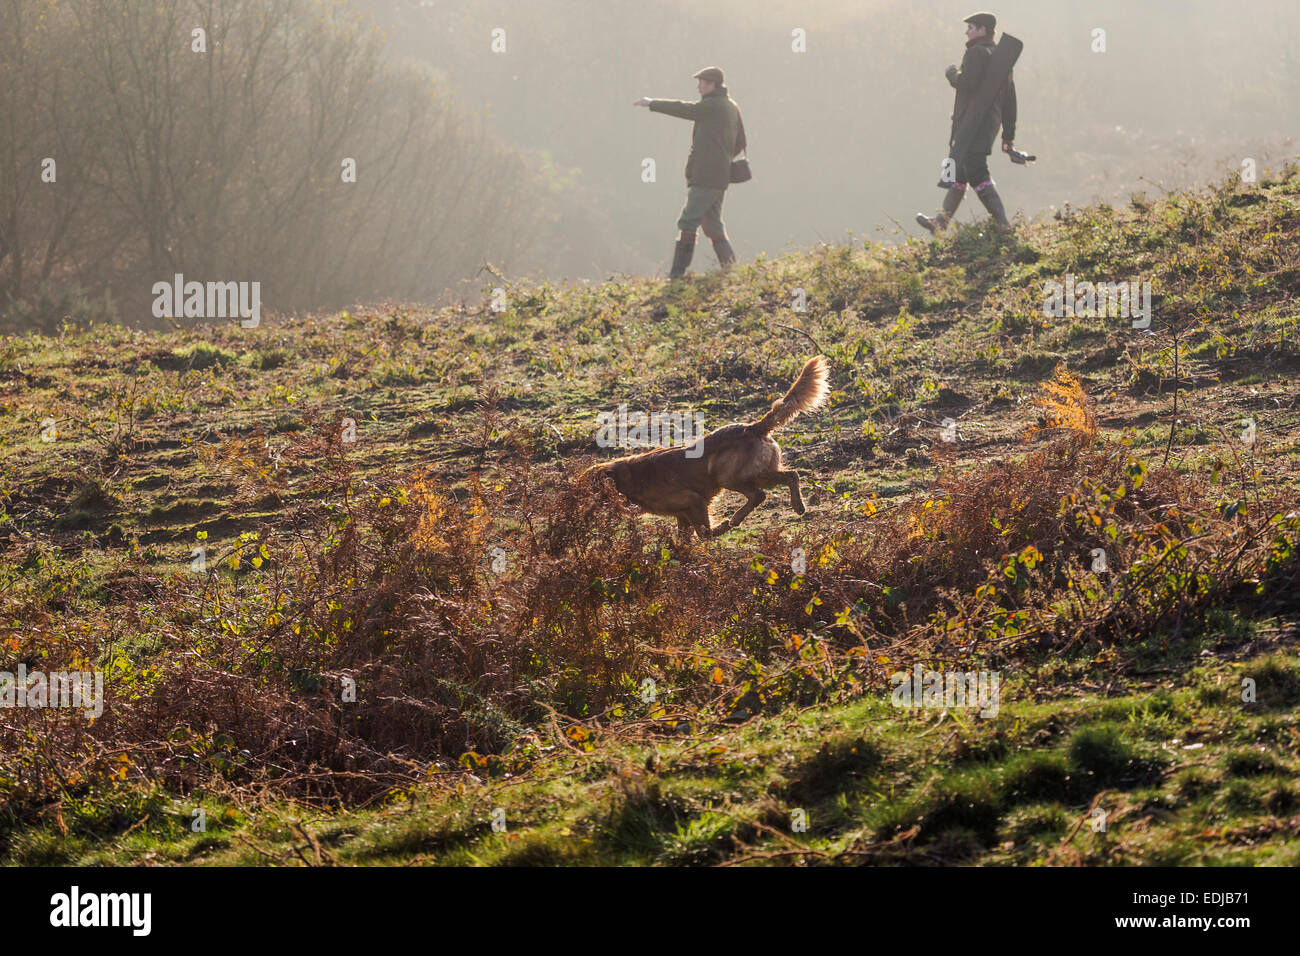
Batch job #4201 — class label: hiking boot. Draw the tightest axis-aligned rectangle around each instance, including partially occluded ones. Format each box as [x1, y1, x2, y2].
[976, 183, 1010, 227]
[668, 239, 695, 278]
[916, 185, 965, 234]
[711, 237, 736, 269]
[915, 211, 948, 234]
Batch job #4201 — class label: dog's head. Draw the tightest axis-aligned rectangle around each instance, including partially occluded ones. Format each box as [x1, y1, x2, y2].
[583, 460, 631, 498]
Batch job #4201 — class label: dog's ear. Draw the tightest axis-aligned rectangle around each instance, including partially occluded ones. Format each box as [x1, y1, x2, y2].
[582, 462, 617, 492]
[609, 462, 631, 494]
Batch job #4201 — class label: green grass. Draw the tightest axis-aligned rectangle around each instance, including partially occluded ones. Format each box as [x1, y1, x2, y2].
[6, 650, 1297, 866]
[2, 166, 1299, 865]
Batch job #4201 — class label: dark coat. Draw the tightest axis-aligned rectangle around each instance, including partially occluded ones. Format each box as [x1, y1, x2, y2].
[649, 86, 745, 189]
[948, 38, 1017, 156]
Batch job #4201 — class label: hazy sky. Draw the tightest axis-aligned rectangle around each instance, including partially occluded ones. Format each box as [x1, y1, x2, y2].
[355, 0, 1296, 277]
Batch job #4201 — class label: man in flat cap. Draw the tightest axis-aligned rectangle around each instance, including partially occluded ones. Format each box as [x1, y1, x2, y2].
[917, 12, 1017, 233]
[635, 67, 746, 278]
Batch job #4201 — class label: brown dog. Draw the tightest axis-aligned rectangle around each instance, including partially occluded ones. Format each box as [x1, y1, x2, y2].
[584, 356, 829, 538]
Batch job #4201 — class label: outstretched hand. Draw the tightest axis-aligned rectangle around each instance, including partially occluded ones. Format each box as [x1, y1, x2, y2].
[633, 97, 651, 107]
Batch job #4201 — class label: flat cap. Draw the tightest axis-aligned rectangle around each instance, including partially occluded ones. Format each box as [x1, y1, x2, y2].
[693, 66, 725, 85]
[964, 11, 997, 31]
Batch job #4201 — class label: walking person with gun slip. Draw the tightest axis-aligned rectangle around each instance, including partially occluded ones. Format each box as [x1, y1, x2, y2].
[917, 12, 1034, 235]
[635, 66, 750, 278]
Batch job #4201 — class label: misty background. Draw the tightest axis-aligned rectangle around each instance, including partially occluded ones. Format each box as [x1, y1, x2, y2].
[2, 0, 1297, 331]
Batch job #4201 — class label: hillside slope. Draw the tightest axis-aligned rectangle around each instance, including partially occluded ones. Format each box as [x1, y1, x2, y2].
[1, 168, 1298, 865]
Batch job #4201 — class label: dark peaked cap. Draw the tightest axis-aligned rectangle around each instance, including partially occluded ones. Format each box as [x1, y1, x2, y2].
[964, 11, 997, 31]
[693, 66, 725, 85]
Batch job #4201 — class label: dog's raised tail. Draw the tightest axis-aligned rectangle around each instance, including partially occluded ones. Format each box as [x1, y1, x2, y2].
[749, 355, 829, 436]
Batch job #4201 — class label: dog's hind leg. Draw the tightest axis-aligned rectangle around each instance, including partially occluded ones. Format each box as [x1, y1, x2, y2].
[774, 468, 806, 515]
[720, 485, 766, 533]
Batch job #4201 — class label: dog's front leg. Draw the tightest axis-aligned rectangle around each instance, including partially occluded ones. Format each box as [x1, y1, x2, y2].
[685, 504, 716, 540]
